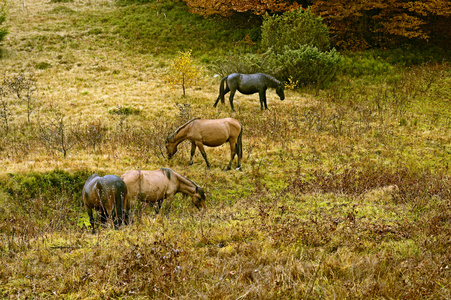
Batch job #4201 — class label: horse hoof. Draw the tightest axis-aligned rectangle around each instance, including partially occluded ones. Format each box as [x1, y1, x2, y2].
[235, 166, 242, 171]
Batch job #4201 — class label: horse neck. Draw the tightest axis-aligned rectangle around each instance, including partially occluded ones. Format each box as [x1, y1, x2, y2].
[265, 75, 280, 88]
[170, 123, 190, 146]
[174, 172, 197, 196]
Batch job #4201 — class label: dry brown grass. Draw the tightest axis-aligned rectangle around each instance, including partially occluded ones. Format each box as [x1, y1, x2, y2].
[0, 0, 450, 299]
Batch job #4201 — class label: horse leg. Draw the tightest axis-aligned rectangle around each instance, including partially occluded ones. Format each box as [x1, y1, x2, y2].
[236, 127, 243, 169]
[87, 207, 96, 234]
[222, 85, 230, 104]
[196, 141, 211, 169]
[124, 196, 131, 225]
[229, 89, 236, 112]
[100, 209, 108, 226]
[189, 141, 196, 165]
[112, 196, 123, 230]
[259, 91, 268, 110]
[213, 97, 220, 107]
[154, 199, 163, 214]
[226, 139, 237, 171]
[111, 208, 119, 230]
[124, 208, 130, 225]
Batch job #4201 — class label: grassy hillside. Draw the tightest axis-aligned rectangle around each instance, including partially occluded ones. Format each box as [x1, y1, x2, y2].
[1, 0, 450, 299]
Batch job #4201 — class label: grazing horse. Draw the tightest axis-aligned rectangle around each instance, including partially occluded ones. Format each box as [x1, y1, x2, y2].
[121, 168, 206, 216]
[166, 118, 243, 170]
[213, 73, 285, 111]
[82, 174, 128, 234]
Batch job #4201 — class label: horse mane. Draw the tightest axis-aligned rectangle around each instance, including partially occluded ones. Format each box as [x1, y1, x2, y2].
[262, 73, 282, 87]
[166, 117, 200, 142]
[170, 168, 202, 192]
[160, 168, 172, 180]
[160, 167, 200, 189]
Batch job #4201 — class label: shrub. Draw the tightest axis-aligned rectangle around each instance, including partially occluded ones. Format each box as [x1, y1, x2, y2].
[35, 61, 52, 70]
[341, 54, 393, 77]
[5, 170, 85, 198]
[165, 50, 204, 96]
[261, 8, 330, 54]
[260, 8, 340, 88]
[210, 52, 268, 77]
[108, 105, 141, 116]
[268, 45, 342, 88]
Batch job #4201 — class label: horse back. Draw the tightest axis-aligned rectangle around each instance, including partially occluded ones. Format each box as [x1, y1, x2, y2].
[100, 175, 127, 199]
[231, 73, 268, 94]
[122, 170, 170, 204]
[189, 119, 236, 146]
[84, 175, 126, 211]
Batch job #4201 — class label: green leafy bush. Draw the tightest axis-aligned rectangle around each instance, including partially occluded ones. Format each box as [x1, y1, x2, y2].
[3, 169, 90, 203]
[260, 8, 340, 88]
[210, 53, 267, 77]
[268, 46, 342, 88]
[341, 54, 393, 77]
[261, 8, 330, 54]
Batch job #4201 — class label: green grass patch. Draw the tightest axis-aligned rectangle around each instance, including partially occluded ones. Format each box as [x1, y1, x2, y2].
[76, 1, 259, 57]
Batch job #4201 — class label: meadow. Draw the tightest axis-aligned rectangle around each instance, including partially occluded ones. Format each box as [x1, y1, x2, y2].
[0, 0, 450, 299]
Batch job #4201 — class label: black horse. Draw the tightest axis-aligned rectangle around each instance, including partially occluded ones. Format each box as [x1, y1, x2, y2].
[82, 174, 128, 234]
[213, 73, 285, 111]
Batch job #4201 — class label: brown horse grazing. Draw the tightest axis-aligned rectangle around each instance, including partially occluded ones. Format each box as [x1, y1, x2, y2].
[121, 168, 206, 216]
[166, 118, 243, 170]
[82, 174, 128, 234]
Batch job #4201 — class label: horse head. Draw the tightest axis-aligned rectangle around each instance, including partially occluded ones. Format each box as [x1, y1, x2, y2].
[276, 83, 285, 101]
[193, 186, 206, 210]
[165, 137, 178, 159]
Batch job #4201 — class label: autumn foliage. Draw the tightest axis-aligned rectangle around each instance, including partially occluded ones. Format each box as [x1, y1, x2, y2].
[311, 0, 451, 50]
[182, 0, 451, 50]
[166, 50, 204, 96]
[183, 0, 301, 17]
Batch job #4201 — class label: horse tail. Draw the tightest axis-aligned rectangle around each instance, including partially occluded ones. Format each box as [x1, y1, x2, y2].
[218, 76, 228, 104]
[236, 124, 243, 159]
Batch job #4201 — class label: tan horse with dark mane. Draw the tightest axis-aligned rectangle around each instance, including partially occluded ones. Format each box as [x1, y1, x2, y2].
[165, 118, 243, 170]
[121, 168, 206, 217]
